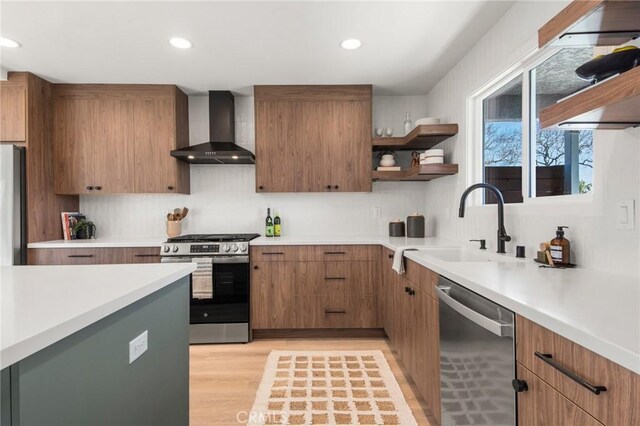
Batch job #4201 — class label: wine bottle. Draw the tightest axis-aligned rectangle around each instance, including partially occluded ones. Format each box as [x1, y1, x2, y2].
[274, 211, 281, 237]
[265, 208, 274, 237]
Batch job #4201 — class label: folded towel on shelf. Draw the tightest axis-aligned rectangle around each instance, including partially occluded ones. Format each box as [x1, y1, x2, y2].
[192, 257, 213, 299]
[392, 246, 418, 275]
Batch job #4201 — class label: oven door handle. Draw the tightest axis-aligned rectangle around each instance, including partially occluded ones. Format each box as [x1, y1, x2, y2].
[436, 285, 512, 337]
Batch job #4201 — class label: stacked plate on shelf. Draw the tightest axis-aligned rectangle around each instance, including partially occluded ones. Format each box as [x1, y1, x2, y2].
[419, 149, 444, 165]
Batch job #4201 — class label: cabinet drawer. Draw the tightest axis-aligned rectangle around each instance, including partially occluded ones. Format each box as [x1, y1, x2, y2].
[28, 248, 128, 265]
[517, 363, 603, 426]
[417, 264, 438, 300]
[313, 245, 378, 261]
[381, 247, 419, 282]
[251, 246, 315, 262]
[251, 245, 378, 262]
[128, 247, 161, 263]
[322, 261, 375, 294]
[516, 316, 640, 425]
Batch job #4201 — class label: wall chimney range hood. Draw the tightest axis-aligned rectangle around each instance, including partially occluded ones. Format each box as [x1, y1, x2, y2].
[171, 91, 255, 164]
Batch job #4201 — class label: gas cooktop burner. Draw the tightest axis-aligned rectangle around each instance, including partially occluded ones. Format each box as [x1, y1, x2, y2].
[167, 233, 260, 243]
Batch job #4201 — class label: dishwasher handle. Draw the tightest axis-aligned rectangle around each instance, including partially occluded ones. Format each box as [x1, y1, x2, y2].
[436, 285, 512, 337]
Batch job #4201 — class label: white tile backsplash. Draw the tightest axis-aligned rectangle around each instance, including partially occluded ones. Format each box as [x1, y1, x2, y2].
[81, 95, 428, 238]
[420, 0, 640, 278]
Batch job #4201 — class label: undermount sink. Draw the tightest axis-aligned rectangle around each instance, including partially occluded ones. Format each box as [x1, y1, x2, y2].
[417, 247, 518, 263]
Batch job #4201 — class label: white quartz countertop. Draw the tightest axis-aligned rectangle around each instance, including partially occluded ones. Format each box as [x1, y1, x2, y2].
[251, 235, 459, 248]
[254, 234, 640, 374]
[0, 263, 196, 369]
[24, 234, 640, 373]
[27, 237, 165, 248]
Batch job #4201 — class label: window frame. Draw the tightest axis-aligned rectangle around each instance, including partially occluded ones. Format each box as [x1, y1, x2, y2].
[467, 46, 602, 209]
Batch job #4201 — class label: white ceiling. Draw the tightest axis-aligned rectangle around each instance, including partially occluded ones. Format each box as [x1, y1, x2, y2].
[0, 1, 514, 96]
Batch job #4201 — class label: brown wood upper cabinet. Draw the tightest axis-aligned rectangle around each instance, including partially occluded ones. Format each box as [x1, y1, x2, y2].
[0, 73, 27, 142]
[254, 85, 372, 193]
[53, 85, 190, 194]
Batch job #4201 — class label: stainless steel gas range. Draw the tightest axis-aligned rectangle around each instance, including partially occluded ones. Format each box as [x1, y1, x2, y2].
[160, 233, 259, 344]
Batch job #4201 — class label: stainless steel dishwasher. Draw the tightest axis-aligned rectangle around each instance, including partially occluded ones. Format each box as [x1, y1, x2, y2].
[436, 276, 516, 426]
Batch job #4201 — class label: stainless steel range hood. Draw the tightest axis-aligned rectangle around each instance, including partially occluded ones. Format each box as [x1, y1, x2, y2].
[171, 91, 255, 164]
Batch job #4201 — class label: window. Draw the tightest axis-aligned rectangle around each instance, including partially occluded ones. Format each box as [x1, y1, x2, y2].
[476, 47, 595, 205]
[530, 48, 594, 197]
[482, 75, 523, 204]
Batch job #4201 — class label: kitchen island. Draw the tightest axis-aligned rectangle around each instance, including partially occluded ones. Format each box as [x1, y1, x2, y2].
[1, 263, 195, 426]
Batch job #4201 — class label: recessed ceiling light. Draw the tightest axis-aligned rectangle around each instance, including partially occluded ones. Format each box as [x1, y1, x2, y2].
[169, 37, 192, 49]
[0, 37, 21, 48]
[187, 155, 195, 160]
[340, 39, 362, 50]
[231, 155, 239, 160]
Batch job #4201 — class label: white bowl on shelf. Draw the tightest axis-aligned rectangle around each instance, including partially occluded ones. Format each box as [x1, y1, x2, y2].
[415, 117, 441, 126]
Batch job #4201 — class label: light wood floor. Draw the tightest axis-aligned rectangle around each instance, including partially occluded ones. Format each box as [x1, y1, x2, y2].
[190, 338, 434, 426]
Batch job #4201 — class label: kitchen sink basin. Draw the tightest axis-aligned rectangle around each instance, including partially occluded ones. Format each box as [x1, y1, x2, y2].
[417, 248, 519, 263]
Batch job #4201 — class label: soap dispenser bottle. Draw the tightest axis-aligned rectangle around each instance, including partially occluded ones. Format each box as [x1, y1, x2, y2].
[549, 226, 570, 266]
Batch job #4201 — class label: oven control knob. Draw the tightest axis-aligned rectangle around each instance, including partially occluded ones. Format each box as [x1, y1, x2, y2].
[163, 245, 170, 253]
[231, 243, 239, 252]
[239, 243, 248, 252]
[172, 245, 179, 253]
[222, 244, 230, 252]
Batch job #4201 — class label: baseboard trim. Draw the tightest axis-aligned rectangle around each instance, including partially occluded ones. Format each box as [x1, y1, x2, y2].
[252, 328, 386, 339]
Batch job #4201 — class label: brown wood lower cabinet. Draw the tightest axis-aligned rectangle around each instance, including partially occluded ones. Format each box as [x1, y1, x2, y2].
[28, 247, 161, 265]
[517, 364, 603, 426]
[516, 315, 640, 425]
[250, 246, 378, 330]
[381, 247, 441, 423]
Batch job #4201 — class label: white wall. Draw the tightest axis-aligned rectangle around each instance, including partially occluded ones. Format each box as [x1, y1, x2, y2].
[421, 1, 640, 278]
[80, 95, 430, 238]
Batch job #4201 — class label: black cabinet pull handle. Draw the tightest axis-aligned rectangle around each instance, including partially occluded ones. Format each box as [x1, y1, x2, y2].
[326, 185, 332, 190]
[334, 185, 339, 189]
[324, 251, 346, 255]
[95, 186, 102, 191]
[534, 352, 607, 395]
[167, 186, 174, 190]
[68, 254, 94, 258]
[324, 277, 346, 280]
[86, 186, 94, 191]
[388, 254, 393, 259]
[258, 186, 264, 190]
[405, 286, 410, 293]
[253, 265, 259, 270]
[134, 254, 160, 258]
[325, 310, 346, 314]
[511, 379, 528, 393]
[262, 252, 284, 255]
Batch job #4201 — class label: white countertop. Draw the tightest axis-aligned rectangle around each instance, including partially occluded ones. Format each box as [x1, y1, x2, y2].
[27, 237, 165, 249]
[251, 235, 459, 248]
[25, 234, 640, 373]
[254, 234, 640, 374]
[0, 263, 196, 369]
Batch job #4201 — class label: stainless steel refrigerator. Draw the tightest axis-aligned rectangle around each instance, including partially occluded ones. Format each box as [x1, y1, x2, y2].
[0, 144, 27, 266]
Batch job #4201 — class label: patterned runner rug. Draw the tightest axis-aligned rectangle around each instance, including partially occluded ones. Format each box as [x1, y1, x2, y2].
[248, 350, 417, 425]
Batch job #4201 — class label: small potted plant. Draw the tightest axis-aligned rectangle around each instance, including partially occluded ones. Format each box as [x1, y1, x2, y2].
[73, 219, 96, 240]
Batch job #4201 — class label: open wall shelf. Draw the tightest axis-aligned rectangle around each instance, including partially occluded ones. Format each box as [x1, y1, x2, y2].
[539, 66, 640, 129]
[372, 124, 458, 151]
[372, 164, 458, 182]
[539, 0, 640, 48]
